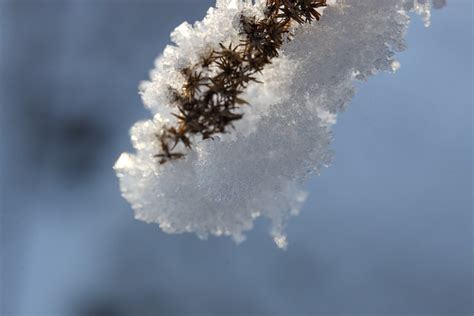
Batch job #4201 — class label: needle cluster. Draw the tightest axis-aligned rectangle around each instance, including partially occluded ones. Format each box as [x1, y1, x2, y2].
[155, 0, 326, 164]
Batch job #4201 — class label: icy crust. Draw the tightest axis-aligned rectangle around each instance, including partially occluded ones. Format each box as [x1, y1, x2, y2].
[115, 0, 443, 248]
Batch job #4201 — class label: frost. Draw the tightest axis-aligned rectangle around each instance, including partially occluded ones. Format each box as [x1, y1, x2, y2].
[115, 0, 445, 248]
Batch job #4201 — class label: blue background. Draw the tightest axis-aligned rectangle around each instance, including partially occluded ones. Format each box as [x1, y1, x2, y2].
[1, 1, 472, 315]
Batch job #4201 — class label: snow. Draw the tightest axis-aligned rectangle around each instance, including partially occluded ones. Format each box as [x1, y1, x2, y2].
[115, 0, 445, 248]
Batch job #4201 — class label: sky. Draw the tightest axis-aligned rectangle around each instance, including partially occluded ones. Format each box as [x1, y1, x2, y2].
[0, 1, 472, 315]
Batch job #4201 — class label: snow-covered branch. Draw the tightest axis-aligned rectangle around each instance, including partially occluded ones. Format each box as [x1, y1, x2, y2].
[115, 0, 445, 248]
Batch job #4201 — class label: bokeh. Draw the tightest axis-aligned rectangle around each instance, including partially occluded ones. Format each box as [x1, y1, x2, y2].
[1, 1, 472, 315]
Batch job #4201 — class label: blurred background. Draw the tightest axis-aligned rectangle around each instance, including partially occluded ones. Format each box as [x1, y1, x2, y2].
[0, 1, 472, 315]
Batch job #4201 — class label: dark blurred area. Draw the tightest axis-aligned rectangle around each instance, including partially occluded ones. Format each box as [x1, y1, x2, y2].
[0, 1, 472, 316]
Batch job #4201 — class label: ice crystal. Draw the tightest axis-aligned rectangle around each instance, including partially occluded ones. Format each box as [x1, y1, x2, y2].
[115, 0, 445, 248]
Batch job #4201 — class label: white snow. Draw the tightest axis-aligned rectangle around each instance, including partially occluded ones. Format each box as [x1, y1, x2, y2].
[115, 0, 444, 248]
